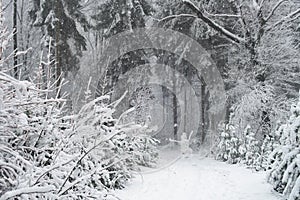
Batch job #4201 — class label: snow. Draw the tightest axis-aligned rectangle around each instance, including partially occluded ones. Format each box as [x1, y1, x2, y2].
[114, 150, 282, 200]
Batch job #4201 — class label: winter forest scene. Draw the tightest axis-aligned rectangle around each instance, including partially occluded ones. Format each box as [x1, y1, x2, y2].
[0, 0, 300, 199]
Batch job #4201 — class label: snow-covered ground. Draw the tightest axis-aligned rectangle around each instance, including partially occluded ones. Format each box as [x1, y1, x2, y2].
[114, 150, 282, 200]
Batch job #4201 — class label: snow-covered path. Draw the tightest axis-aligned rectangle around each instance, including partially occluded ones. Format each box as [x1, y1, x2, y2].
[114, 151, 282, 200]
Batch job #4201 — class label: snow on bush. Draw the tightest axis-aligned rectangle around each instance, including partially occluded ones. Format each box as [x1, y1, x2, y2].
[216, 123, 274, 170]
[216, 124, 242, 164]
[0, 72, 159, 199]
[268, 93, 300, 200]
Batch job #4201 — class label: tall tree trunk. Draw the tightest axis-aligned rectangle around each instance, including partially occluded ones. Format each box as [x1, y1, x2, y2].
[172, 67, 178, 141]
[201, 77, 206, 144]
[19, 0, 26, 66]
[54, 0, 62, 96]
[0, 0, 3, 61]
[13, 0, 18, 78]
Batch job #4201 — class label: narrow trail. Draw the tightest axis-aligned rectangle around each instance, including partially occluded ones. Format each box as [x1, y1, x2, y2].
[114, 150, 282, 200]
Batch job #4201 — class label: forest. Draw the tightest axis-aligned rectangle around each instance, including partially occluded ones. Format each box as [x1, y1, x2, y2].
[0, 0, 299, 199]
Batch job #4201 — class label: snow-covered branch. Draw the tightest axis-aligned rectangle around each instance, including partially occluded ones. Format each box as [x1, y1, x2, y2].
[159, 14, 198, 24]
[6, 98, 67, 107]
[205, 12, 241, 18]
[182, 0, 245, 44]
[0, 186, 56, 200]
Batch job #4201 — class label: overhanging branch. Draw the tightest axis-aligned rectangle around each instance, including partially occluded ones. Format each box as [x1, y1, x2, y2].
[182, 0, 246, 44]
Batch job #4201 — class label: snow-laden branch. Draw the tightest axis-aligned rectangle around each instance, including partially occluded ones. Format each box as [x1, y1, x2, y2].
[6, 99, 67, 107]
[0, 72, 51, 93]
[205, 12, 241, 18]
[159, 14, 198, 23]
[159, 12, 240, 25]
[182, 0, 246, 44]
[265, 0, 287, 22]
[0, 186, 56, 200]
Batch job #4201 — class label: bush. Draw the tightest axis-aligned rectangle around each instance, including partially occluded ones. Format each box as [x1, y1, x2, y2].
[216, 124, 242, 164]
[0, 73, 159, 199]
[267, 94, 300, 200]
[216, 123, 274, 170]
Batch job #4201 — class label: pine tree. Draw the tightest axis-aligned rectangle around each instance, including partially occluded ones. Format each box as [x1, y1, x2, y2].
[93, 0, 153, 87]
[13, 0, 18, 78]
[29, 0, 88, 87]
[216, 123, 242, 164]
[92, 0, 153, 37]
[0, 0, 2, 60]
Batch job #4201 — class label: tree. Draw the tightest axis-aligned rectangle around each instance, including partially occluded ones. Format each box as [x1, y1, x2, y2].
[29, 0, 89, 90]
[92, 0, 153, 90]
[181, 0, 300, 66]
[92, 0, 153, 37]
[0, 0, 2, 60]
[92, 0, 156, 120]
[156, 0, 228, 143]
[170, 0, 300, 137]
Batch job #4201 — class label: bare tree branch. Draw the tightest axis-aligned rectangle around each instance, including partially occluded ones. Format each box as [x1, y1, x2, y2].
[204, 11, 241, 18]
[158, 14, 197, 25]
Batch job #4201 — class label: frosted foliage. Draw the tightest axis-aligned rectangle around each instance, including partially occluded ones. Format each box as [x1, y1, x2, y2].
[216, 124, 274, 170]
[230, 84, 276, 139]
[0, 73, 159, 199]
[268, 93, 300, 200]
[216, 124, 242, 164]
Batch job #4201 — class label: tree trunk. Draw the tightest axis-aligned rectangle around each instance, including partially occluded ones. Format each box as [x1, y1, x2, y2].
[172, 67, 178, 141]
[0, 0, 3, 61]
[201, 77, 206, 144]
[13, 0, 18, 78]
[54, 0, 62, 96]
